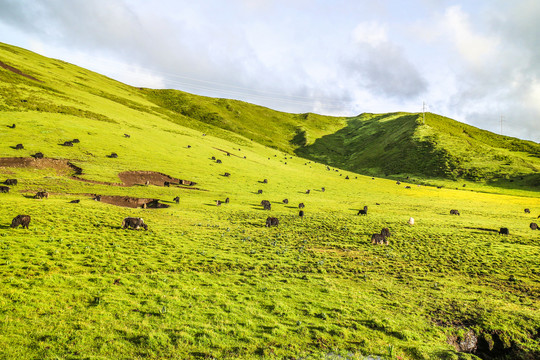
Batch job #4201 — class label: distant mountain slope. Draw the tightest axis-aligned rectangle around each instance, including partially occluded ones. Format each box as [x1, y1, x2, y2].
[0, 42, 538, 188]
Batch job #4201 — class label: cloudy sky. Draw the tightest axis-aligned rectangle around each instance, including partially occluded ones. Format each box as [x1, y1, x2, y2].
[0, 0, 539, 142]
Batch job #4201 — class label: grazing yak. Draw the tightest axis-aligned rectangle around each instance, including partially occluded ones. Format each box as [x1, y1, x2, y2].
[164, 181, 170, 187]
[261, 200, 271, 207]
[62, 141, 73, 147]
[0, 186, 10, 193]
[530, 223, 538, 230]
[263, 179, 268, 183]
[299, 210, 304, 218]
[282, 199, 289, 204]
[305, 189, 310, 194]
[15, 143, 24, 150]
[124, 133, 130, 138]
[225, 197, 230, 204]
[357, 206, 368, 216]
[224, 172, 231, 177]
[72, 139, 80, 143]
[263, 203, 271, 211]
[524, 208, 530, 214]
[70, 199, 80, 203]
[499, 227, 509, 235]
[265, 217, 279, 227]
[345, 176, 349, 179]
[450, 209, 460, 215]
[371, 233, 388, 245]
[216, 200, 222, 206]
[33, 152, 44, 159]
[11, 215, 31, 229]
[94, 195, 102, 201]
[34, 191, 49, 199]
[4, 179, 17, 186]
[257, 189, 263, 194]
[174, 196, 180, 204]
[108, 152, 118, 158]
[8, 123, 15, 129]
[321, 187, 325, 192]
[298, 203, 305, 209]
[216, 159, 222, 163]
[122, 217, 148, 230]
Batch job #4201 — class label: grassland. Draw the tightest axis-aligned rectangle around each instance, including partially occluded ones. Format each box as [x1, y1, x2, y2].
[0, 42, 539, 359]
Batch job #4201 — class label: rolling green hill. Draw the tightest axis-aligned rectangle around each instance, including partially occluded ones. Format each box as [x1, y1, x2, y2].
[1, 42, 538, 190]
[0, 42, 539, 359]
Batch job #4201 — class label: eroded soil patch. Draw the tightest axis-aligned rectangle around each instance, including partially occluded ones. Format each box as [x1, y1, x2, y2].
[118, 171, 196, 187]
[0, 157, 79, 175]
[0, 60, 42, 82]
[98, 196, 169, 209]
[0, 158, 197, 188]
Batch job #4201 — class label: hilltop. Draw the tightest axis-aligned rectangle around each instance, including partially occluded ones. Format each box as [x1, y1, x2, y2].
[0, 42, 539, 359]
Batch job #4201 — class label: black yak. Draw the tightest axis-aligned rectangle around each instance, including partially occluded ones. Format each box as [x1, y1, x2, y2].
[263, 203, 271, 210]
[524, 208, 530, 214]
[0, 186, 10, 193]
[72, 139, 80, 143]
[164, 181, 170, 187]
[299, 210, 304, 217]
[15, 143, 24, 150]
[216, 200, 222, 206]
[11, 215, 31, 229]
[321, 187, 325, 192]
[298, 203, 305, 209]
[450, 209, 460, 215]
[5, 179, 18, 186]
[32, 152, 44, 159]
[263, 179, 268, 183]
[216, 159, 222, 163]
[122, 217, 148, 230]
[266, 217, 279, 227]
[225, 197, 230, 204]
[224, 172, 230, 177]
[108, 152, 118, 158]
[261, 200, 271, 206]
[70, 199, 80, 203]
[62, 141, 73, 147]
[371, 233, 388, 245]
[499, 227, 509, 235]
[173, 196, 180, 204]
[358, 206, 368, 216]
[34, 191, 49, 199]
[282, 199, 289, 204]
[257, 189, 263, 194]
[530, 223, 538, 230]
[305, 189, 310, 194]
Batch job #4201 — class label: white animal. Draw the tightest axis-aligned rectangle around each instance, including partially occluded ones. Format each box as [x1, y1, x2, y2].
[408, 217, 415, 225]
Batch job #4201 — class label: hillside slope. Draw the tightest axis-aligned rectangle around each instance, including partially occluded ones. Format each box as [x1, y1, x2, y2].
[1, 42, 538, 189]
[296, 112, 540, 186]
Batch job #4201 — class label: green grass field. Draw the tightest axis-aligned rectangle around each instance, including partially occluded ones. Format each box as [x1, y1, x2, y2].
[0, 42, 539, 359]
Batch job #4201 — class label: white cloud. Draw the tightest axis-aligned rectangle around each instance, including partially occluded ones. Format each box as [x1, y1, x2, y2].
[352, 21, 388, 46]
[441, 6, 500, 67]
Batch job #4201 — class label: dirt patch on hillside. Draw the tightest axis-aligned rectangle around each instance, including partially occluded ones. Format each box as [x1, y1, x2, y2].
[0, 157, 78, 175]
[0, 60, 42, 82]
[118, 171, 196, 187]
[0, 158, 197, 188]
[98, 196, 170, 209]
